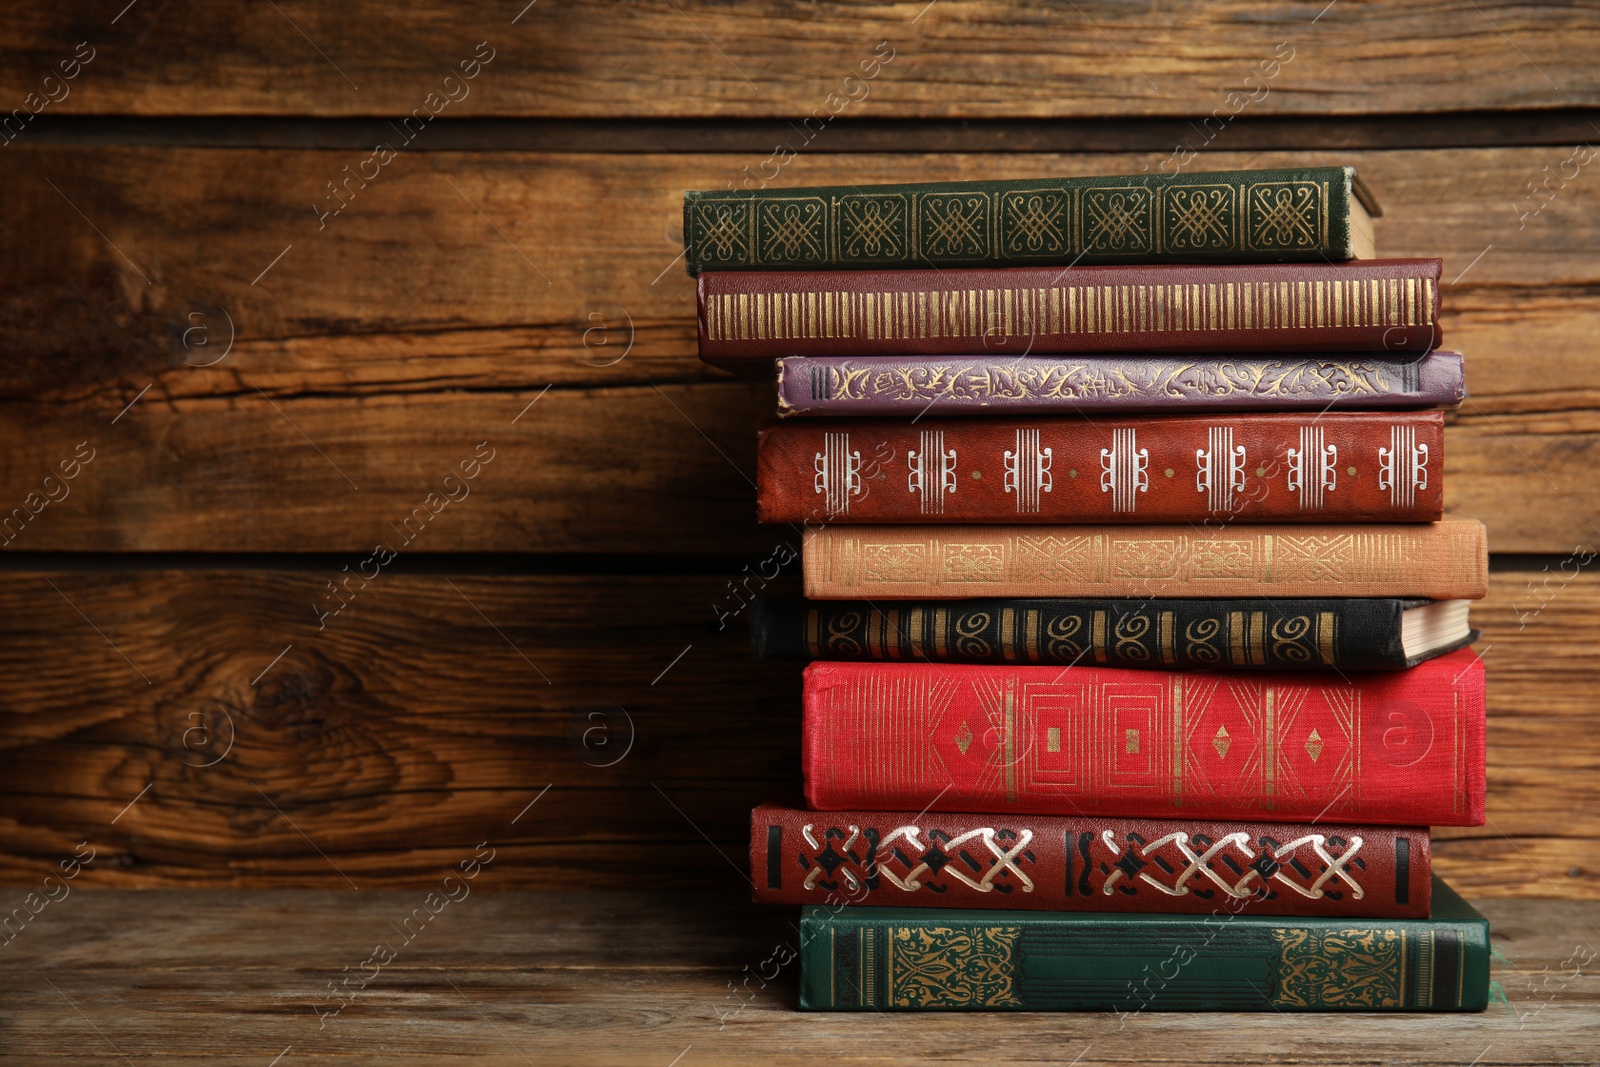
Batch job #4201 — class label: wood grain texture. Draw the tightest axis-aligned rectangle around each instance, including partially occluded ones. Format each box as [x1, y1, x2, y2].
[27, 111, 1600, 154]
[1, 145, 1599, 551]
[0, 566, 1596, 896]
[0, 382, 775, 554]
[5, 1, 1600, 118]
[0, 378, 1587, 555]
[8, 145, 1600, 398]
[4, 5, 1599, 926]
[1, 889, 1595, 1065]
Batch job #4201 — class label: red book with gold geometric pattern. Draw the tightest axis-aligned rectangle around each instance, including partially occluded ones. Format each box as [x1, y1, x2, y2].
[801, 649, 1485, 826]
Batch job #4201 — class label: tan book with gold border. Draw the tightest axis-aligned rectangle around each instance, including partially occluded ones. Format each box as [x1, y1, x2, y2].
[802, 520, 1487, 600]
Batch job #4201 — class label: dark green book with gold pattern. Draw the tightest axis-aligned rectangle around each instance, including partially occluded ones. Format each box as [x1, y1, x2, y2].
[799, 877, 1489, 1012]
[684, 166, 1378, 274]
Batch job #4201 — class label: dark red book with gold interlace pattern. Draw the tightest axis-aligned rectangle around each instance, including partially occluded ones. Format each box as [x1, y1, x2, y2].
[752, 804, 1428, 918]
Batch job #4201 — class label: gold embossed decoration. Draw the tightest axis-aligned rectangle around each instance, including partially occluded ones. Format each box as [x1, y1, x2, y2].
[1269, 615, 1316, 663]
[809, 358, 1406, 408]
[1043, 612, 1086, 659]
[1190, 538, 1255, 580]
[1184, 616, 1224, 665]
[706, 272, 1428, 345]
[1110, 538, 1181, 580]
[888, 926, 1023, 1007]
[921, 193, 992, 258]
[824, 610, 865, 656]
[1000, 190, 1071, 256]
[1275, 534, 1355, 584]
[757, 199, 826, 263]
[1165, 185, 1236, 252]
[838, 195, 908, 261]
[954, 612, 994, 657]
[1273, 928, 1405, 1008]
[862, 542, 928, 582]
[1083, 187, 1153, 254]
[808, 522, 1480, 598]
[1015, 534, 1096, 584]
[692, 201, 752, 263]
[942, 542, 1008, 583]
[1305, 728, 1324, 763]
[1248, 182, 1323, 252]
[1113, 613, 1154, 661]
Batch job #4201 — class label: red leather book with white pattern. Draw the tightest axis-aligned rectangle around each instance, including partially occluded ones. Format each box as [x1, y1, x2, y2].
[758, 412, 1443, 523]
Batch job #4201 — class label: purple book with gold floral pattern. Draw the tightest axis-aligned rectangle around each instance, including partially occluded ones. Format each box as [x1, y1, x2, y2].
[774, 351, 1463, 417]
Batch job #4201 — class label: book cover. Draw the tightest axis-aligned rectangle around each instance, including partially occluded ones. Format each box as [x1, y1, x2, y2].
[684, 166, 1377, 274]
[759, 412, 1444, 524]
[753, 803, 1429, 918]
[802, 650, 1486, 826]
[697, 259, 1441, 368]
[802, 520, 1488, 600]
[775, 351, 1465, 417]
[750, 595, 1476, 671]
[798, 877, 1489, 1012]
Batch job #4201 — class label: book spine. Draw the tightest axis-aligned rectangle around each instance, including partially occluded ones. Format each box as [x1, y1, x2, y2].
[752, 804, 1429, 918]
[775, 351, 1466, 417]
[751, 596, 1441, 670]
[759, 412, 1443, 524]
[799, 895, 1489, 1011]
[697, 259, 1441, 364]
[802, 520, 1489, 600]
[684, 166, 1360, 274]
[801, 651, 1486, 826]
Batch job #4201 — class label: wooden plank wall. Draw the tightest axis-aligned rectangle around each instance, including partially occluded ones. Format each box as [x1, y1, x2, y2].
[1, 1, 1597, 898]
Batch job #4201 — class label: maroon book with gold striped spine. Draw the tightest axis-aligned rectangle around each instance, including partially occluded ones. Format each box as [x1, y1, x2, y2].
[697, 259, 1441, 370]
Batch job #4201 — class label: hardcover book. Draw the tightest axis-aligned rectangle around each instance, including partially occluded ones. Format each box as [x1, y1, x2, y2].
[759, 412, 1444, 524]
[798, 877, 1489, 1012]
[696, 259, 1441, 368]
[683, 166, 1378, 274]
[801, 650, 1486, 826]
[774, 351, 1465, 417]
[751, 595, 1477, 671]
[752, 803, 1430, 918]
[802, 520, 1488, 600]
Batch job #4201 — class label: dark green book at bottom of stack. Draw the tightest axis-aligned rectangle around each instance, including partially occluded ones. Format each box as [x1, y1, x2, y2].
[800, 877, 1488, 1012]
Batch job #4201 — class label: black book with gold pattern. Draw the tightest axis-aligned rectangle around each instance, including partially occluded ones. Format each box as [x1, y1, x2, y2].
[751, 595, 1476, 671]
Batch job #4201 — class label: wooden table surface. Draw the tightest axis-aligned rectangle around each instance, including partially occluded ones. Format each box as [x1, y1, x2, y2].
[2, 889, 1596, 1065]
[4, 1, 1600, 1060]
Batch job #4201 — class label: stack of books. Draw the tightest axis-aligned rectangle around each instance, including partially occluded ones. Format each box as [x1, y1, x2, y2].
[684, 166, 1491, 1013]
